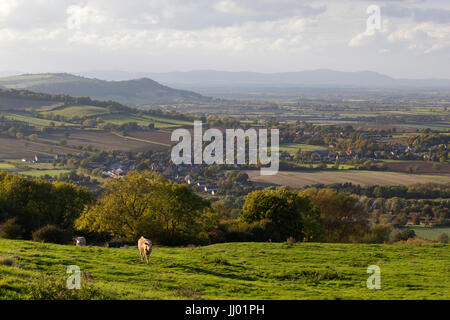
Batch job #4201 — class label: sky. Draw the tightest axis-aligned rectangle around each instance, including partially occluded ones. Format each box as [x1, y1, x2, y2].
[0, 0, 449, 78]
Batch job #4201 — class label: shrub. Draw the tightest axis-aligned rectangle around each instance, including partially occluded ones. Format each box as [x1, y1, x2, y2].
[362, 224, 392, 243]
[436, 232, 449, 244]
[32, 225, 73, 244]
[28, 276, 110, 300]
[0, 218, 24, 240]
[393, 229, 416, 242]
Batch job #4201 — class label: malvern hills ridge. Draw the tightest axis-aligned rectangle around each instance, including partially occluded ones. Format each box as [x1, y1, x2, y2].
[0, 73, 213, 106]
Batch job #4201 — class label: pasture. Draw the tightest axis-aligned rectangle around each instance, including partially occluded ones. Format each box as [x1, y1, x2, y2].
[247, 170, 450, 188]
[279, 143, 328, 155]
[42, 105, 109, 118]
[407, 227, 450, 241]
[101, 113, 188, 129]
[1, 112, 74, 127]
[0, 239, 448, 300]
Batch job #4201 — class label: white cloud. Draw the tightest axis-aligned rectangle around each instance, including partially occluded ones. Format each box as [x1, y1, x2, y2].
[0, 0, 18, 20]
[0, 0, 449, 78]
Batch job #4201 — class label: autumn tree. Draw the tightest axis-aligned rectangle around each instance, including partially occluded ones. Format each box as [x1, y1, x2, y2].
[0, 172, 93, 237]
[299, 188, 369, 243]
[241, 187, 322, 242]
[75, 171, 213, 245]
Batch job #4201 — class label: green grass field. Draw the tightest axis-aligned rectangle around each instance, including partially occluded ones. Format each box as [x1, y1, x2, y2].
[0, 162, 16, 170]
[407, 227, 450, 241]
[0, 239, 448, 300]
[1, 112, 75, 127]
[42, 105, 109, 118]
[279, 143, 328, 155]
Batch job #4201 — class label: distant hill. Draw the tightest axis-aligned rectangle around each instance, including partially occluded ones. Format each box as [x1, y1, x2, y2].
[81, 69, 450, 89]
[0, 73, 212, 106]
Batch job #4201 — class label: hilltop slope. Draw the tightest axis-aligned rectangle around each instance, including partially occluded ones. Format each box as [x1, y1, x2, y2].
[0, 239, 448, 300]
[0, 73, 212, 106]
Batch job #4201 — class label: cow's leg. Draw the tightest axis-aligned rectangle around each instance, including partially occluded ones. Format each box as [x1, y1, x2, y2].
[146, 255, 149, 265]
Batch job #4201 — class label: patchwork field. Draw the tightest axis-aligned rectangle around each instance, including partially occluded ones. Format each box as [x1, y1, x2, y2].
[0, 239, 448, 300]
[246, 170, 450, 188]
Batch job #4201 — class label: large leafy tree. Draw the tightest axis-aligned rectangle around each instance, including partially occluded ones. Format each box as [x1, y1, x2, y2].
[0, 172, 93, 236]
[299, 188, 369, 243]
[241, 187, 321, 242]
[75, 171, 212, 244]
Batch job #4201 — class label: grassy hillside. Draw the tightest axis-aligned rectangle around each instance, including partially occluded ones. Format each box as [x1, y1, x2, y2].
[0, 239, 448, 300]
[42, 105, 109, 118]
[0, 73, 212, 106]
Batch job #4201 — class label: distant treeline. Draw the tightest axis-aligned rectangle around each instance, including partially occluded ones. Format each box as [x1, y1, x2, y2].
[308, 182, 450, 199]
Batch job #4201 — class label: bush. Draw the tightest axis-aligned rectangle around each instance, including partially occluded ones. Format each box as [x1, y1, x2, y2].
[217, 220, 273, 243]
[362, 224, 392, 243]
[436, 232, 449, 244]
[393, 229, 416, 242]
[32, 225, 73, 244]
[0, 218, 24, 239]
[29, 276, 111, 300]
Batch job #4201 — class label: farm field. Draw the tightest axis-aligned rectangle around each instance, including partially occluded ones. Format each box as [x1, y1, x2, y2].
[383, 161, 450, 174]
[41, 105, 109, 118]
[279, 143, 328, 155]
[407, 227, 450, 241]
[0, 128, 171, 160]
[246, 170, 450, 188]
[0, 159, 93, 179]
[101, 113, 188, 128]
[0, 239, 448, 300]
[67, 130, 171, 151]
[1, 112, 74, 127]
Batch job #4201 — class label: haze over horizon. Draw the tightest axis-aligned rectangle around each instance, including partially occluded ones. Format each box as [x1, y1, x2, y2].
[1, 0, 449, 79]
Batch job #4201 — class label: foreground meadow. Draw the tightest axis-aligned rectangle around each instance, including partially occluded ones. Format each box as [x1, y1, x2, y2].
[0, 239, 448, 300]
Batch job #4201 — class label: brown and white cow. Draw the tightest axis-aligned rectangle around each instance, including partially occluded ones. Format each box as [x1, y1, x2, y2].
[138, 236, 152, 264]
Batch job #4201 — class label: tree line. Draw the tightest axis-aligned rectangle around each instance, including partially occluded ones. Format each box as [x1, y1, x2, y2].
[0, 170, 405, 246]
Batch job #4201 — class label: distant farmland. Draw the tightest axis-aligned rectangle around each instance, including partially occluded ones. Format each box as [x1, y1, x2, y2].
[279, 143, 328, 155]
[246, 170, 450, 187]
[41, 105, 109, 118]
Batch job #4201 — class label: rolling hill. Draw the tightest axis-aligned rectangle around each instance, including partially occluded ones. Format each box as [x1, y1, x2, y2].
[0, 239, 449, 300]
[0, 73, 213, 106]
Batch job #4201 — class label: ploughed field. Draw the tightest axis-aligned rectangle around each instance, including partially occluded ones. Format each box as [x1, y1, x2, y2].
[0, 239, 448, 300]
[247, 170, 450, 188]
